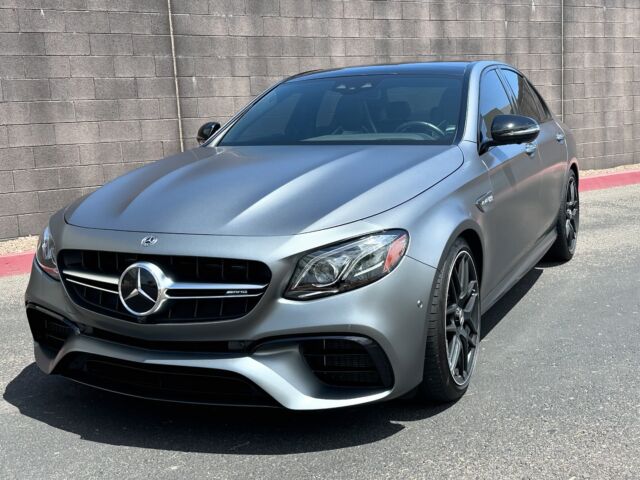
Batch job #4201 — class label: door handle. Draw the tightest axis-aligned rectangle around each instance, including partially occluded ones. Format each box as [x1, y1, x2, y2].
[555, 132, 565, 143]
[524, 142, 537, 156]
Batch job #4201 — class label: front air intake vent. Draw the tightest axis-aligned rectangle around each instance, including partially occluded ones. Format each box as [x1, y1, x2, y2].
[301, 337, 393, 389]
[57, 353, 278, 407]
[26, 306, 75, 354]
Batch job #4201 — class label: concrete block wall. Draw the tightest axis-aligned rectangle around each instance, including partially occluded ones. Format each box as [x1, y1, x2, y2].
[0, 0, 639, 239]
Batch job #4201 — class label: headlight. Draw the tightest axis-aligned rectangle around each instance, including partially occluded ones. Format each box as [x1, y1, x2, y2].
[35, 225, 59, 280]
[284, 230, 408, 300]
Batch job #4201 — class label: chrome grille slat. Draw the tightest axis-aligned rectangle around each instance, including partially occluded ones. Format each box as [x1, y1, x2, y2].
[166, 292, 264, 299]
[64, 269, 119, 285]
[167, 282, 268, 291]
[61, 269, 267, 299]
[65, 278, 119, 295]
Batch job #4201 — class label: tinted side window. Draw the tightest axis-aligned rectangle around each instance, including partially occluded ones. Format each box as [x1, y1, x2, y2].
[479, 70, 515, 140]
[501, 70, 545, 122]
[526, 80, 551, 121]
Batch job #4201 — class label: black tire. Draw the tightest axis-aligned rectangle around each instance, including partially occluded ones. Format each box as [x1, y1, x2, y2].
[546, 169, 579, 262]
[416, 238, 481, 403]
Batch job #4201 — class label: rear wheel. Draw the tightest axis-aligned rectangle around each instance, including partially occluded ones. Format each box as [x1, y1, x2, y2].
[547, 169, 579, 261]
[417, 238, 481, 403]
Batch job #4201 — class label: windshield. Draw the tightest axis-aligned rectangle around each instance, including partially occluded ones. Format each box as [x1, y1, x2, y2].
[218, 74, 464, 146]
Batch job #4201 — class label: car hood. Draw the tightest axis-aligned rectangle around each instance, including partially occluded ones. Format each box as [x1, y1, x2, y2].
[65, 145, 462, 236]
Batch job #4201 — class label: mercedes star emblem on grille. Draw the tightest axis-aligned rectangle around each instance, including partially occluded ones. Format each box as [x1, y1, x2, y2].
[140, 235, 158, 247]
[118, 262, 165, 316]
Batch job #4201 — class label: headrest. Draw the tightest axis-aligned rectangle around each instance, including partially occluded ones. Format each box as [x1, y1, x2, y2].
[385, 101, 411, 120]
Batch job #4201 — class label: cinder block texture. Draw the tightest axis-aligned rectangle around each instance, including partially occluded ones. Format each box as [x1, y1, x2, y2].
[0, 1, 639, 238]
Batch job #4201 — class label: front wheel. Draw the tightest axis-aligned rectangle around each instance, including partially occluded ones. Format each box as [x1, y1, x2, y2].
[417, 238, 481, 403]
[546, 169, 579, 261]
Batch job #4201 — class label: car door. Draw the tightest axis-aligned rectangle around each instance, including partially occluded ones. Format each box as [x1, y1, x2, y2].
[500, 68, 568, 233]
[477, 68, 544, 296]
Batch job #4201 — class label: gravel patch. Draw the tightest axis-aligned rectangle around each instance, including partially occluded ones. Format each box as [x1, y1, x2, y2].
[581, 163, 640, 177]
[0, 236, 38, 256]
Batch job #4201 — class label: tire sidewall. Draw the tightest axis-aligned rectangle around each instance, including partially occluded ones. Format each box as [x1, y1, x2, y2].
[424, 238, 480, 398]
[556, 169, 579, 259]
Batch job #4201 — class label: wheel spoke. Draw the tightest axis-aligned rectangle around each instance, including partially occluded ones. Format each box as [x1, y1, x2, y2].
[448, 335, 461, 372]
[567, 181, 575, 204]
[446, 303, 458, 316]
[449, 272, 460, 301]
[464, 297, 479, 334]
[452, 264, 463, 300]
[468, 315, 479, 335]
[459, 333, 469, 375]
[567, 220, 575, 242]
[459, 257, 469, 299]
[463, 291, 477, 315]
[465, 280, 478, 302]
[461, 327, 477, 348]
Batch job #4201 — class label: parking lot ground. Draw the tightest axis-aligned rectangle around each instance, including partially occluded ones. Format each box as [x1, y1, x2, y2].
[1, 184, 639, 480]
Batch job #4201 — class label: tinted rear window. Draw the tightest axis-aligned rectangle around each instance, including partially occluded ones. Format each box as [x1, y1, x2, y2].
[501, 69, 546, 123]
[218, 75, 464, 146]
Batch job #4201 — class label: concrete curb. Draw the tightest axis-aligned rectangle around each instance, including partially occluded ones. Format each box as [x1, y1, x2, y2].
[0, 251, 34, 278]
[579, 169, 640, 192]
[1, 168, 639, 277]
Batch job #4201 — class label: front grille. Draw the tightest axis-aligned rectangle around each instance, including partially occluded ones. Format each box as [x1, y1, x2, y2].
[27, 306, 75, 354]
[301, 337, 394, 389]
[57, 353, 278, 407]
[58, 250, 271, 324]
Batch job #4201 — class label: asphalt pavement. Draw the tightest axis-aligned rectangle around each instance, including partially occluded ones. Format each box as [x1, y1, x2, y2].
[1, 184, 639, 480]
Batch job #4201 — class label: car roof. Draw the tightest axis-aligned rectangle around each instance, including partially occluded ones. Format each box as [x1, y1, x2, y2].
[285, 61, 482, 82]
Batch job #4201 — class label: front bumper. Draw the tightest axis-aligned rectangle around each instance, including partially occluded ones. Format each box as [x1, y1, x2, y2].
[25, 225, 436, 410]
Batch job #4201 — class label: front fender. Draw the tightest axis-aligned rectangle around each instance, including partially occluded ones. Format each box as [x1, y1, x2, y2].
[365, 145, 490, 279]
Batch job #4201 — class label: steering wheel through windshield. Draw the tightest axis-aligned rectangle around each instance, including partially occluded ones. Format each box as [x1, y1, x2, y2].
[394, 121, 445, 138]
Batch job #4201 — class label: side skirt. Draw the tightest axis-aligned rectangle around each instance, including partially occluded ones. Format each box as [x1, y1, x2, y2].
[480, 229, 557, 315]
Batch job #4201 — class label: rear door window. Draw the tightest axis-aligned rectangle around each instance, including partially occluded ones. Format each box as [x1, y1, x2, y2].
[501, 69, 547, 123]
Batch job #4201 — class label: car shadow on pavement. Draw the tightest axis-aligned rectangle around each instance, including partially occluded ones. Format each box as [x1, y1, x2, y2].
[481, 265, 545, 339]
[3, 262, 552, 455]
[3, 363, 453, 454]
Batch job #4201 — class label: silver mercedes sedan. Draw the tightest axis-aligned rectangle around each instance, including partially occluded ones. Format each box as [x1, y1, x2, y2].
[26, 61, 579, 410]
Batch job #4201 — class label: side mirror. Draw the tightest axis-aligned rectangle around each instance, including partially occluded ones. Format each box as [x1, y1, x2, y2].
[196, 121, 221, 145]
[480, 115, 540, 154]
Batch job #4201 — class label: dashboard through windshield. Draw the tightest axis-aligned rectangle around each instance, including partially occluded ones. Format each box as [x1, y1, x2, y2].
[218, 74, 464, 146]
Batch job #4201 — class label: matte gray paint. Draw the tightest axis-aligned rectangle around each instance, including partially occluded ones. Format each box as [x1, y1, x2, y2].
[25, 61, 578, 409]
[65, 144, 462, 235]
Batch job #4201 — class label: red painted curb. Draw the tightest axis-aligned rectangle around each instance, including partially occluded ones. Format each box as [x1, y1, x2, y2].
[580, 169, 640, 192]
[0, 169, 638, 278]
[0, 251, 34, 278]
